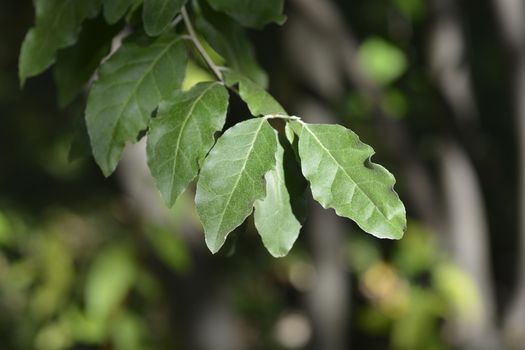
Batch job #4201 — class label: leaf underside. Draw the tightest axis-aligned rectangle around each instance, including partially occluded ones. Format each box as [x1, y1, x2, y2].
[254, 132, 303, 257]
[196, 118, 278, 253]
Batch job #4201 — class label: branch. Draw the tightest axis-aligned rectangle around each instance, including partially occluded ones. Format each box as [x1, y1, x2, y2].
[181, 7, 224, 82]
[427, 1, 501, 347]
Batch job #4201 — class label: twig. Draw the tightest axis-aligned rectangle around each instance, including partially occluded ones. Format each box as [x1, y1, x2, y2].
[171, 14, 183, 28]
[181, 6, 223, 82]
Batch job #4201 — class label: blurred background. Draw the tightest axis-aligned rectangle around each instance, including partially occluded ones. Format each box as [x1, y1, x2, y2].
[1, 0, 525, 349]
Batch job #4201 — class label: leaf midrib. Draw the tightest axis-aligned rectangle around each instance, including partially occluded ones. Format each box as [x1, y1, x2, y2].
[302, 124, 392, 226]
[105, 37, 182, 171]
[213, 119, 266, 242]
[167, 83, 218, 203]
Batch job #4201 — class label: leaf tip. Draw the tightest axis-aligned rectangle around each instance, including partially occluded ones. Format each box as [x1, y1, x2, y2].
[19, 77, 26, 89]
[98, 160, 116, 178]
[205, 235, 224, 254]
[392, 226, 406, 240]
[267, 248, 289, 258]
[275, 14, 287, 26]
[18, 60, 27, 88]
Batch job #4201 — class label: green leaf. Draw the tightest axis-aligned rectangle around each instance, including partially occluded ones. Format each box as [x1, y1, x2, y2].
[196, 118, 278, 253]
[147, 82, 229, 206]
[254, 133, 302, 257]
[86, 34, 187, 176]
[19, 0, 102, 85]
[195, 11, 268, 87]
[206, 0, 285, 28]
[224, 70, 285, 116]
[293, 122, 406, 239]
[53, 17, 121, 107]
[77, 0, 103, 19]
[103, 0, 139, 24]
[143, 0, 186, 36]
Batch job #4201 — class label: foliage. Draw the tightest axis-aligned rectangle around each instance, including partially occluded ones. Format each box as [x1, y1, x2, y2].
[348, 222, 480, 350]
[19, 0, 406, 256]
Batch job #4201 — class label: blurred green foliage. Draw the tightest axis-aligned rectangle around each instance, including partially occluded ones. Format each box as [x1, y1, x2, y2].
[0, 207, 171, 349]
[348, 222, 483, 350]
[358, 37, 407, 86]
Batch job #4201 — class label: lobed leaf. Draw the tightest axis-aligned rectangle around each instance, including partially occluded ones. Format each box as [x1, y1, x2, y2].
[206, 0, 285, 29]
[254, 133, 303, 257]
[196, 118, 277, 253]
[147, 82, 229, 207]
[86, 34, 187, 176]
[143, 0, 186, 36]
[292, 122, 406, 239]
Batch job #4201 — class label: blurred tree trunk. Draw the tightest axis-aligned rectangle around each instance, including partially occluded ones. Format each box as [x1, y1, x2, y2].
[428, 0, 500, 347]
[439, 141, 500, 349]
[493, 0, 525, 348]
[307, 198, 350, 350]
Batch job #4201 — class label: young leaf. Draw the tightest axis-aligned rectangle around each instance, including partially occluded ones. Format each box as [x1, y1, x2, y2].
[143, 0, 186, 36]
[195, 11, 268, 87]
[147, 82, 229, 207]
[196, 118, 277, 253]
[53, 17, 121, 107]
[19, 0, 101, 85]
[254, 133, 302, 257]
[207, 0, 285, 29]
[103, 0, 139, 24]
[224, 70, 286, 116]
[86, 34, 187, 176]
[293, 122, 406, 239]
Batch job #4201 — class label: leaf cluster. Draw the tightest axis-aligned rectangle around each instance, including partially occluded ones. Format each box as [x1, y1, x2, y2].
[19, 0, 406, 257]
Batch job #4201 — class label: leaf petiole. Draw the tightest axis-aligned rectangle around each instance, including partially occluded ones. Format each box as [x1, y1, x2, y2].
[264, 114, 301, 121]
